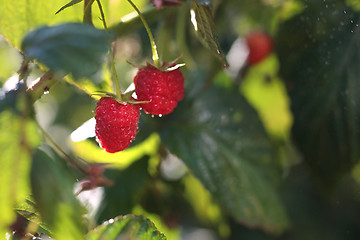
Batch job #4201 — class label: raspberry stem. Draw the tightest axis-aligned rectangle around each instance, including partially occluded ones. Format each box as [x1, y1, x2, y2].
[126, 0, 161, 68]
[84, 0, 95, 24]
[38, 124, 88, 175]
[95, 0, 122, 100]
[111, 53, 123, 100]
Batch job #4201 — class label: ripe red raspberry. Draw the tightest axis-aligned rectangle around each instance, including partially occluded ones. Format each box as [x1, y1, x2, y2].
[95, 97, 140, 153]
[245, 31, 273, 65]
[134, 64, 185, 115]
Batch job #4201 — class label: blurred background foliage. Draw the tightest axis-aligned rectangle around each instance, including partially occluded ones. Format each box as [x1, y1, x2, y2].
[2, 0, 360, 239]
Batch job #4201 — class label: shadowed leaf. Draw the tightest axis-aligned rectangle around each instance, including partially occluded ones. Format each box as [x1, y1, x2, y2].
[31, 146, 87, 239]
[276, 0, 360, 190]
[159, 78, 289, 233]
[22, 23, 113, 80]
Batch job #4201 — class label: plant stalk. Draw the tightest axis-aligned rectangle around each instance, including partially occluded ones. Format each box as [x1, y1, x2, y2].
[126, 0, 161, 68]
[84, 0, 95, 24]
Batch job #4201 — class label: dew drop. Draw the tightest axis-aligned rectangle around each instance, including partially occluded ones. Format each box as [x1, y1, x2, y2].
[43, 86, 50, 94]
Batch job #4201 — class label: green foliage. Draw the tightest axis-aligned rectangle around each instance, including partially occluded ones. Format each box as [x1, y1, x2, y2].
[0, 0, 83, 48]
[2, 0, 360, 239]
[190, 0, 228, 67]
[158, 79, 289, 233]
[86, 215, 166, 240]
[31, 147, 87, 239]
[97, 156, 150, 221]
[0, 85, 40, 238]
[276, 0, 360, 190]
[22, 23, 113, 80]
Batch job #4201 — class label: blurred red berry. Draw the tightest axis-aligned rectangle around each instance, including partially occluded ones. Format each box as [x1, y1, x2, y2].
[245, 31, 273, 65]
[150, 0, 182, 9]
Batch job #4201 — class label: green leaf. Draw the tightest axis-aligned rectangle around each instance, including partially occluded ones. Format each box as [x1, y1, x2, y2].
[97, 156, 150, 222]
[21, 23, 113, 80]
[0, 87, 40, 237]
[56, 0, 83, 14]
[87, 215, 167, 240]
[159, 79, 289, 233]
[31, 146, 87, 239]
[190, 1, 228, 68]
[276, 1, 360, 190]
[15, 198, 52, 236]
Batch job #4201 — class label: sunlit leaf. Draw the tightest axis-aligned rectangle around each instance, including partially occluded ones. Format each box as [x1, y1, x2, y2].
[240, 55, 293, 140]
[72, 133, 160, 169]
[21, 23, 114, 80]
[277, 0, 360, 190]
[158, 79, 289, 233]
[190, 1, 228, 68]
[0, 86, 40, 238]
[0, 0, 83, 48]
[0, 40, 22, 83]
[87, 215, 167, 240]
[183, 174, 223, 226]
[31, 146, 87, 239]
[15, 198, 52, 236]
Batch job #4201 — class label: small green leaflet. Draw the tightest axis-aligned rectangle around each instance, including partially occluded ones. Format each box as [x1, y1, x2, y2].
[56, 0, 83, 14]
[190, 0, 228, 68]
[87, 215, 167, 240]
[21, 23, 114, 80]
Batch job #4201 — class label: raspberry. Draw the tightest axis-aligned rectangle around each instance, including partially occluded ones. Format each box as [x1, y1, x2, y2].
[245, 31, 273, 65]
[134, 65, 185, 115]
[94, 97, 140, 153]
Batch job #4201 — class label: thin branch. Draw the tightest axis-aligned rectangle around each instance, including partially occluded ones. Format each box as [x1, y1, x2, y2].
[84, 0, 95, 24]
[26, 71, 58, 102]
[96, 0, 107, 29]
[126, 0, 160, 68]
[38, 124, 88, 175]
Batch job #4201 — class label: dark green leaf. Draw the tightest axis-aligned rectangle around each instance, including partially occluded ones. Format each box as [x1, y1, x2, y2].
[21, 23, 113, 80]
[98, 156, 150, 222]
[276, 0, 360, 190]
[159, 79, 289, 233]
[0, 82, 25, 112]
[56, 0, 83, 14]
[31, 146, 87, 239]
[87, 215, 167, 240]
[190, 1, 228, 68]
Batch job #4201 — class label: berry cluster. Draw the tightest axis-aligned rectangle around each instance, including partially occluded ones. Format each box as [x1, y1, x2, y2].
[95, 64, 185, 153]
